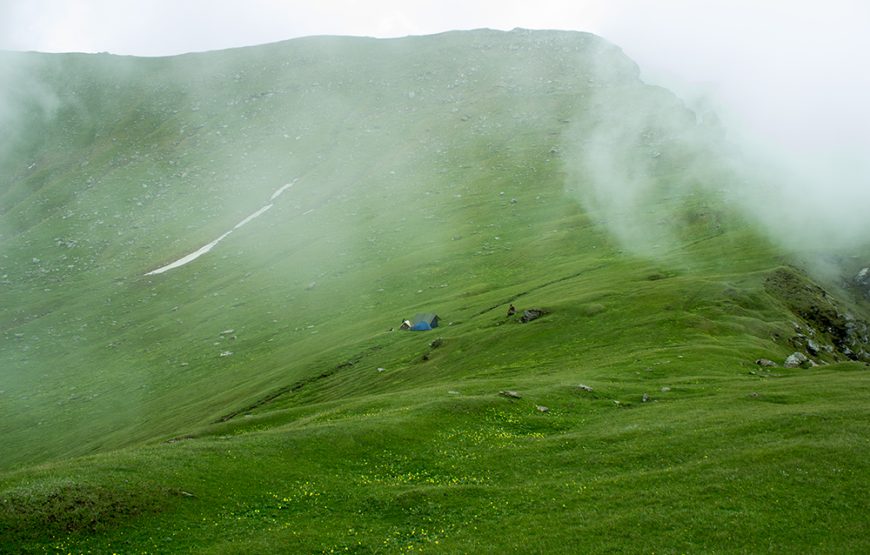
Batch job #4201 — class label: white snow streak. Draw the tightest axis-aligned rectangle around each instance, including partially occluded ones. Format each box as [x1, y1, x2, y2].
[144, 231, 232, 276]
[269, 180, 295, 201]
[234, 204, 273, 230]
[144, 181, 295, 276]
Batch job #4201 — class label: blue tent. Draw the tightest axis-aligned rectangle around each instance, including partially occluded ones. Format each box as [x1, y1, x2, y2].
[411, 313, 440, 328]
[402, 313, 439, 331]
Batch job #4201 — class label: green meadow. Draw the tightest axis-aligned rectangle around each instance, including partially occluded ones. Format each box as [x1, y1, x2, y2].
[1, 30, 868, 553]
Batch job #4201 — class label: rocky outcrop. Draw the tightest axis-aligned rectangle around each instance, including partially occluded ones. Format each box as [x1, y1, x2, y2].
[855, 267, 870, 299]
[520, 309, 545, 323]
[784, 352, 809, 368]
[765, 267, 869, 363]
[755, 358, 777, 367]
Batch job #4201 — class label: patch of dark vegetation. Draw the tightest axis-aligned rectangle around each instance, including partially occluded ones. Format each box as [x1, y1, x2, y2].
[646, 272, 673, 281]
[420, 337, 445, 362]
[764, 266, 869, 362]
[0, 479, 176, 547]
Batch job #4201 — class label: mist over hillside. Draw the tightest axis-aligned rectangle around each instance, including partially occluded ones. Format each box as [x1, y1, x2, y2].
[0, 30, 868, 553]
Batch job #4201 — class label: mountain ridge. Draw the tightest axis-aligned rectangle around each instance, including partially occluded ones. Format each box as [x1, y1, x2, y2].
[0, 29, 868, 553]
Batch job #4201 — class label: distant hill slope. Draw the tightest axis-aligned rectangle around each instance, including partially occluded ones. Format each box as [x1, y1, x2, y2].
[0, 30, 868, 553]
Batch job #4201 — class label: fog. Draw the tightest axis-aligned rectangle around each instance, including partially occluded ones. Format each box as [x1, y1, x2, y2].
[2, 1, 866, 254]
[596, 1, 870, 252]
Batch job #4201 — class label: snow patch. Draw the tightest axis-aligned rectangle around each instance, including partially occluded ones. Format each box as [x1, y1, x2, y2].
[270, 180, 295, 201]
[234, 204, 273, 230]
[145, 181, 295, 276]
[145, 231, 232, 276]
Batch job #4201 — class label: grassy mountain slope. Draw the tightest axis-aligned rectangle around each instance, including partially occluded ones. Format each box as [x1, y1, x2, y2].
[1, 29, 868, 553]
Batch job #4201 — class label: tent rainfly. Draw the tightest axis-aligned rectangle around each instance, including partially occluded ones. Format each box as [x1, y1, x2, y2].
[409, 313, 440, 331]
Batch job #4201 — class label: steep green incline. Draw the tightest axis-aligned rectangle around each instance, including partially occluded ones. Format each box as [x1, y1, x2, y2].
[0, 30, 868, 553]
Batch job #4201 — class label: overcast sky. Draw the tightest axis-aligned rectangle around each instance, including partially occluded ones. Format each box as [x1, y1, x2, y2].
[1, 0, 868, 243]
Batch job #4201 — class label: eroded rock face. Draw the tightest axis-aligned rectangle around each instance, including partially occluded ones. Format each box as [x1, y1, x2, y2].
[765, 267, 869, 362]
[855, 268, 870, 299]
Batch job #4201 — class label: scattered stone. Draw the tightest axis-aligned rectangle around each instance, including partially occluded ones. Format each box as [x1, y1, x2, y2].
[219, 351, 233, 357]
[500, 390, 522, 399]
[755, 358, 777, 367]
[660, 386, 671, 393]
[577, 384, 593, 392]
[784, 352, 808, 368]
[448, 390, 460, 395]
[641, 393, 650, 403]
[220, 329, 235, 336]
[520, 309, 545, 323]
[377, 367, 385, 372]
[180, 491, 195, 497]
[536, 405, 549, 413]
[749, 392, 759, 398]
[429, 338, 444, 349]
[306, 281, 317, 290]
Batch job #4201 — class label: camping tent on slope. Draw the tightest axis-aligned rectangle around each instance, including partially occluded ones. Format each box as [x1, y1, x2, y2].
[409, 313, 440, 331]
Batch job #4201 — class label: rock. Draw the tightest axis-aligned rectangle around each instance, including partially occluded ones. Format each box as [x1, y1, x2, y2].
[219, 351, 233, 357]
[220, 329, 235, 336]
[660, 386, 671, 392]
[377, 367, 385, 372]
[500, 390, 522, 399]
[855, 267, 869, 286]
[755, 358, 777, 367]
[806, 339, 820, 356]
[641, 393, 650, 403]
[536, 405, 549, 413]
[577, 384, 593, 392]
[429, 338, 444, 349]
[784, 352, 809, 368]
[520, 309, 545, 323]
